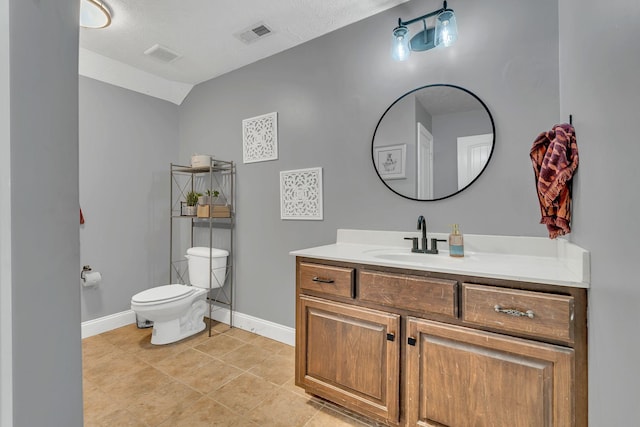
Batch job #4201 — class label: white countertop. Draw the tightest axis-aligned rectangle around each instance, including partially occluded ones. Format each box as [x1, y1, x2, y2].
[290, 229, 590, 288]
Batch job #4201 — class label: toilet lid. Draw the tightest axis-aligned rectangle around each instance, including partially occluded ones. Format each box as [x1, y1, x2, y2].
[131, 284, 196, 304]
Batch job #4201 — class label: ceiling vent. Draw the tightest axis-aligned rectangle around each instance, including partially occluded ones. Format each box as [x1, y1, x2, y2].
[234, 22, 274, 44]
[144, 44, 182, 63]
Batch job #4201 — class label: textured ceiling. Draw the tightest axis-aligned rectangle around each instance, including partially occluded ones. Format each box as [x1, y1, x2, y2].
[80, 0, 409, 87]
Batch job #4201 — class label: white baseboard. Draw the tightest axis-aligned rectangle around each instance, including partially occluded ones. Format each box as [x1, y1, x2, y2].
[207, 307, 295, 346]
[81, 308, 295, 346]
[81, 310, 136, 339]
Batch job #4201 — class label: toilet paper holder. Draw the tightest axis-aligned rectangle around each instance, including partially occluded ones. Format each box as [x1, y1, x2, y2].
[81, 265, 92, 280]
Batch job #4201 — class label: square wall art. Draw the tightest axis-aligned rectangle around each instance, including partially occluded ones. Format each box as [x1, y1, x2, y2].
[280, 167, 323, 220]
[242, 112, 278, 163]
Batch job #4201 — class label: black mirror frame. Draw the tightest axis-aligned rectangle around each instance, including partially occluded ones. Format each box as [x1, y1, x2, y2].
[371, 83, 495, 201]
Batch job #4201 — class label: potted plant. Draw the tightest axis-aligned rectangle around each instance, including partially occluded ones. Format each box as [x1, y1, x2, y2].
[197, 190, 221, 217]
[206, 189, 219, 204]
[184, 191, 201, 216]
[199, 189, 220, 206]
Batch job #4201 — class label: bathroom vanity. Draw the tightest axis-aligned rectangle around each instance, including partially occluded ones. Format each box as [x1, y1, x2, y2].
[292, 230, 589, 427]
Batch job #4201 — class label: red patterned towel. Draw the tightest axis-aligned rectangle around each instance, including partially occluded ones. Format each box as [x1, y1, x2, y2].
[530, 123, 579, 239]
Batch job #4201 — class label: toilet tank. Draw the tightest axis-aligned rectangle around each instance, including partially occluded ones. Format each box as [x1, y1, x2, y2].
[185, 247, 229, 289]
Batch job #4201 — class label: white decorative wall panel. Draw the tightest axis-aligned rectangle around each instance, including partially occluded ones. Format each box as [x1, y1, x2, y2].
[242, 112, 278, 163]
[280, 167, 323, 220]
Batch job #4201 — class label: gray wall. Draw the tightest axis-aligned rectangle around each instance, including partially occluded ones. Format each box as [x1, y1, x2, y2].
[8, 0, 83, 425]
[0, 0, 10, 422]
[79, 77, 178, 322]
[11, 0, 640, 425]
[178, 0, 559, 328]
[375, 94, 416, 196]
[559, 0, 640, 423]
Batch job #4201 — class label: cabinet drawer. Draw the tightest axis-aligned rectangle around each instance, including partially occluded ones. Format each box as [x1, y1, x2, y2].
[462, 284, 575, 343]
[299, 262, 354, 298]
[359, 270, 458, 318]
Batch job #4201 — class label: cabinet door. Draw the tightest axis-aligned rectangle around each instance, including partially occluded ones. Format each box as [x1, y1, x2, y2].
[406, 318, 574, 427]
[297, 295, 400, 423]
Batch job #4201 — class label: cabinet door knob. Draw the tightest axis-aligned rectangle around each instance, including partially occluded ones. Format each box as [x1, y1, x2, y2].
[386, 333, 395, 342]
[494, 305, 535, 319]
[312, 276, 335, 284]
[407, 337, 417, 346]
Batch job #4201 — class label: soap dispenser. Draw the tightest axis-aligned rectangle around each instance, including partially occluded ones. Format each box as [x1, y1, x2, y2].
[449, 224, 464, 257]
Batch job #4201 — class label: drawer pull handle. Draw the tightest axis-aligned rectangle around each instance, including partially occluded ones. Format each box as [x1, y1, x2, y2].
[312, 276, 335, 284]
[494, 305, 535, 319]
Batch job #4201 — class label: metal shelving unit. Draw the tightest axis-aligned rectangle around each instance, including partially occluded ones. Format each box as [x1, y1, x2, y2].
[170, 158, 235, 336]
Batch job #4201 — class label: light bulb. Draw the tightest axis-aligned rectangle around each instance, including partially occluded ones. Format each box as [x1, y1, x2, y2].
[435, 10, 458, 47]
[391, 25, 411, 61]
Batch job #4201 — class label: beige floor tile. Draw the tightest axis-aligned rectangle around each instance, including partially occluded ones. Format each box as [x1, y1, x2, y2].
[194, 333, 244, 359]
[306, 406, 372, 427]
[82, 334, 120, 360]
[247, 351, 295, 386]
[250, 335, 294, 354]
[96, 408, 148, 427]
[248, 388, 323, 427]
[102, 365, 173, 404]
[210, 320, 232, 334]
[83, 376, 99, 394]
[84, 386, 124, 424]
[82, 324, 385, 427]
[175, 328, 217, 348]
[154, 348, 214, 377]
[101, 324, 150, 347]
[112, 329, 154, 354]
[209, 372, 279, 412]
[221, 327, 259, 343]
[218, 343, 272, 370]
[126, 380, 202, 426]
[157, 396, 257, 427]
[84, 350, 149, 388]
[277, 342, 296, 358]
[281, 377, 308, 397]
[134, 339, 187, 365]
[172, 356, 243, 394]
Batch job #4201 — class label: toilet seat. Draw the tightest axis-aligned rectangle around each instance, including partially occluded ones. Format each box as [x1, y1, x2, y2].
[131, 284, 197, 306]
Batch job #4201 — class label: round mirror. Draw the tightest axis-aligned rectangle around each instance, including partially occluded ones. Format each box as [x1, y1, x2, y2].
[372, 84, 495, 201]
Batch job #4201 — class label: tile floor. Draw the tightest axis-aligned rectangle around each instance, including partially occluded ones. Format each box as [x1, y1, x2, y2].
[83, 321, 385, 426]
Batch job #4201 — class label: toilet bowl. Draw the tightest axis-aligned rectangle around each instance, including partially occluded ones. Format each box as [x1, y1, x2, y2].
[131, 247, 229, 345]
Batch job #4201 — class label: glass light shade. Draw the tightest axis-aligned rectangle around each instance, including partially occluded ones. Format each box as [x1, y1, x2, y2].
[80, 0, 111, 29]
[434, 10, 458, 47]
[391, 25, 411, 61]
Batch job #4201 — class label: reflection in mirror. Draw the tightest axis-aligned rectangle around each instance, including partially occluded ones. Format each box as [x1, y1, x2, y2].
[372, 84, 495, 201]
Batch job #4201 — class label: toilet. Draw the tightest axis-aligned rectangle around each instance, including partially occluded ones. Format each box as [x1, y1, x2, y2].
[131, 247, 229, 345]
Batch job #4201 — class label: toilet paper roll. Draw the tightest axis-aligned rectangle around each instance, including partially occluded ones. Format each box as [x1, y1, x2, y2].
[82, 271, 101, 287]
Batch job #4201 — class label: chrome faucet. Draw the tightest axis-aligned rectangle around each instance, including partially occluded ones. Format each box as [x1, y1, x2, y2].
[404, 215, 446, 254]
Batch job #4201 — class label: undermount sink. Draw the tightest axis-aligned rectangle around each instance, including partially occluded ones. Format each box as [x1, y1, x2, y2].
[364, 249, 472, 265]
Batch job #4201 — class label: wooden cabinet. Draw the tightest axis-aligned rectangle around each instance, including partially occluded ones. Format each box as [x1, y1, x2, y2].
[295, 259, 587, 427]
[461, 283, 575, 343]
[406, 318, 574, 427]
[359, 270, 458, 319]
[296, 295, 400, 423]
[298, 262, 355, 298]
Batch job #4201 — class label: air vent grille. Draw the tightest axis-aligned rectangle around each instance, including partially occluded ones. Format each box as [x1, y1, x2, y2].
[234, 22, 274, 44]
[144, 44, 182, 63]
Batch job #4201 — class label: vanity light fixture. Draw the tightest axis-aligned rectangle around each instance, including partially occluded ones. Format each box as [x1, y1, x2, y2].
[80, 0, 112, 29]
[391, 0, 458, 61]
